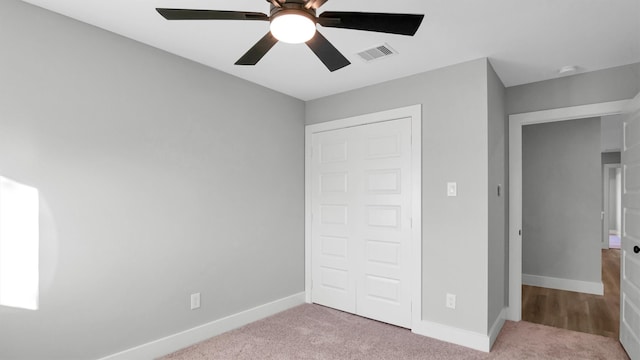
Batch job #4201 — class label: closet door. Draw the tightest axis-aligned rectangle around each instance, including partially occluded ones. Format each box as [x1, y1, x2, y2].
[310, 117, 412, 328]
[310, 126, 358, 314]
[357, 118, 412, 328]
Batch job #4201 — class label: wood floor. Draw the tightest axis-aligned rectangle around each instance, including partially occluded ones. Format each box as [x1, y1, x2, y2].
[522, 249, 620, 339]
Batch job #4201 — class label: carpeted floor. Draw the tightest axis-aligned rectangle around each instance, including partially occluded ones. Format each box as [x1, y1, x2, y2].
[159, 304, 629, 360]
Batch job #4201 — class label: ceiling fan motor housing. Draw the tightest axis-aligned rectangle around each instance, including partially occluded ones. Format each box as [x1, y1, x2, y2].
[269, 1, 317, 24]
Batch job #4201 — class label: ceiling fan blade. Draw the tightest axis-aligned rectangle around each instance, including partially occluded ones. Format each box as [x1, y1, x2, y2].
[306, 32, 350, 72]
[235, 32, 279, 66]
[305, 0, 329, 9]
[156, 8, 269, 21]
[318, 12, 424, 36]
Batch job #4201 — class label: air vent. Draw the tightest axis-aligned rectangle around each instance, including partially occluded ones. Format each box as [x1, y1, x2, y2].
[357, 43, 398, 62]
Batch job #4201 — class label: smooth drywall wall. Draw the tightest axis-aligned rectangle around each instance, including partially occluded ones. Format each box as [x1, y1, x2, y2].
[487, 61, 506, 331]
[0, 1, 304, 359]
[522, 118, 601, 284]
[306, 58, 491, 334]
[601, 115, 624, 152]
[506, 63, 640, 115]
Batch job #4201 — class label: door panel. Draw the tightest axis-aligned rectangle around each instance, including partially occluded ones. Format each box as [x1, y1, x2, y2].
[623, 248, 640, 292]
[621, 99, 640, 360]
[358, 119, 412, 328]
[320, 141, 349, 163]
[628, 166, 640, 192]
[366, 206, 401, 228]
[312, 130, 356, 313]
[367, 169, 401, 194]
[311, 117, 412, 328]
[320, 172, 348, 193]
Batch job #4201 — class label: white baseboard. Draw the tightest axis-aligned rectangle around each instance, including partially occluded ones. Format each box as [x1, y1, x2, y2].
[97, 292, 305, 360]
[488, 308, 506, 350]
[412, 320, 492, 352]
[411, 308, 506, 353]
[522, 274, 604, 295]
[504, 306, 520, 322]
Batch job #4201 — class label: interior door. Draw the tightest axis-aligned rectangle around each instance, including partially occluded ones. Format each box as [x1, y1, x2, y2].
[310, 117, 412, 328]
[356, 119, 412, 328]
[310, 126, 357, 314]
[621, 98, 640, 359]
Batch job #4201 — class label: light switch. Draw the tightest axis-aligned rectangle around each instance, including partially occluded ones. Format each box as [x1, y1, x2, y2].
[447, 182, 457, 197]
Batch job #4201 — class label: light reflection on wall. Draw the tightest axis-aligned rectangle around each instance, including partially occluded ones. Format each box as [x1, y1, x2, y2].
[0, 176, 39, 310]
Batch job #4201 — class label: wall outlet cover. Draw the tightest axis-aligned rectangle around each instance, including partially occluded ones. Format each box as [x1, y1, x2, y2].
[190, 293, 201, 310]
[446, 293, 456, 309]
[447, 182, 457, 197]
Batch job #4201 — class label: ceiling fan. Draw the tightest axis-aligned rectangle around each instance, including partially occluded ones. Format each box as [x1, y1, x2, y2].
[156, 0, 424, 72]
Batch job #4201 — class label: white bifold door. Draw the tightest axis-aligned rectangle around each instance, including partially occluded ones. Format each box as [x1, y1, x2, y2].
[621, 96, 640, 360]
[310, 117, 412, 328]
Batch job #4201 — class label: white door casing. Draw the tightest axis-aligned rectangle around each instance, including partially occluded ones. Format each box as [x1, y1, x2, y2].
[621, 93, 640, 360]
[305, 105, 422, 330]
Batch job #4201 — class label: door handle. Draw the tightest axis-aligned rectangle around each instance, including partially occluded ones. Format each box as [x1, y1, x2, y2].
[634, 245, 640, 254]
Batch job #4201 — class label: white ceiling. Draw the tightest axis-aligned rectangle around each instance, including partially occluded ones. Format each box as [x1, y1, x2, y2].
[20, 0, 640, 101]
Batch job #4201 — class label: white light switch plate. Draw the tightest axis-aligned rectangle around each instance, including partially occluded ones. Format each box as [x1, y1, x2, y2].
[447, 182, 457, 197]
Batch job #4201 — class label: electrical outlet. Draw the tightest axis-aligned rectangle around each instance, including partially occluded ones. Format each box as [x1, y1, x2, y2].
[447, 182, 457, 197]
[190, 293, 201, 310]
[446, 293, 456, 309]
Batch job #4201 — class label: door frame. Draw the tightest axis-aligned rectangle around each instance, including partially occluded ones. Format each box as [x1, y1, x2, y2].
[603, 163, 622, 249]
[304, 104, 422, 328]
[507, 99, 631, 321]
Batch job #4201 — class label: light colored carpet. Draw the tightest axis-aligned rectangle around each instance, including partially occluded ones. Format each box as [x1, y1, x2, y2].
[159, 304, 629, 359]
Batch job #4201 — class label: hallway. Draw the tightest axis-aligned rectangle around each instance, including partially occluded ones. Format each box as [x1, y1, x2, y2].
[522, 249, 620, 339]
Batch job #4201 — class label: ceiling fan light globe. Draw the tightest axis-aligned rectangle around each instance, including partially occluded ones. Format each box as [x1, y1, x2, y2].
[270, 14, 316, 44]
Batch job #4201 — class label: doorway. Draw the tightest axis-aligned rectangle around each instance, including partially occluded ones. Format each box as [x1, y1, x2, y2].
[507, 100, 631, 321]
[508, 96, 640, 357]
[519, 117, 603, 296]
[603, 163, 622, 249]
[304, 105, 422, 330]
[518, 115, 622, 336]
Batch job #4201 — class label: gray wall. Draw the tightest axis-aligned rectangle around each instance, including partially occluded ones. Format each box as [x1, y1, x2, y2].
[307, 58, 494, 334]
[0, 1, 305, 359]
[507, 63, 640, 115]
[601, 115, 625, 152]
[522, 118, 602, 283]
[487, 61, 507, 331]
